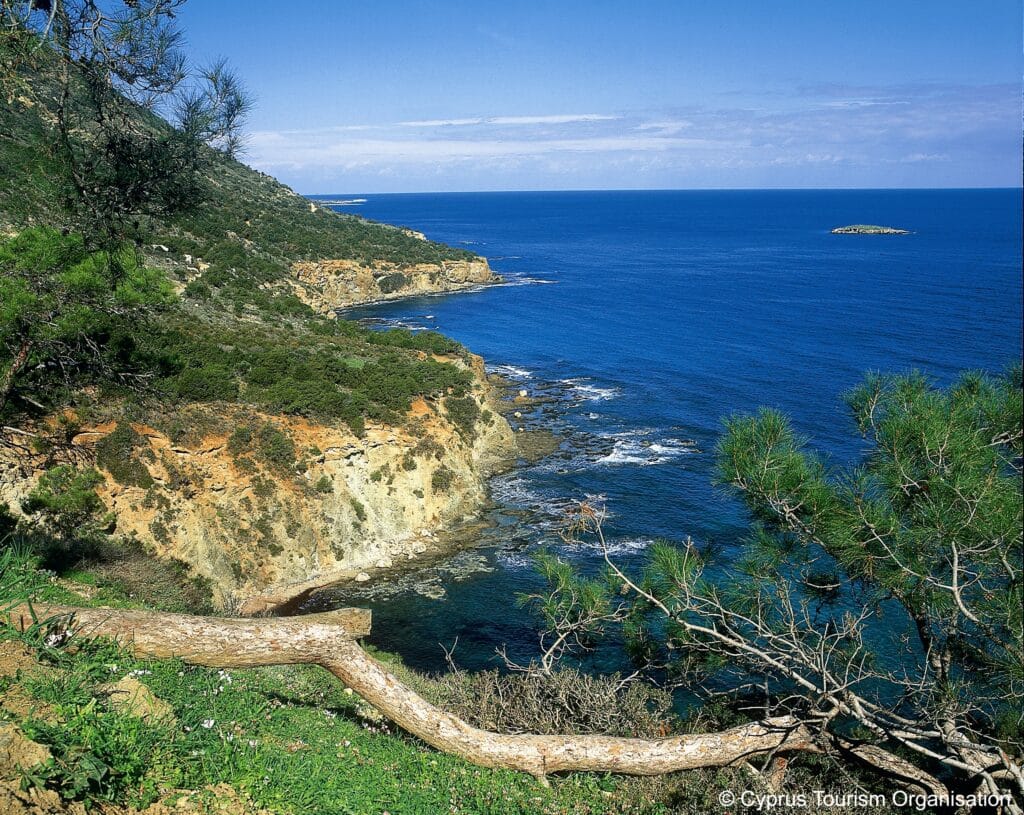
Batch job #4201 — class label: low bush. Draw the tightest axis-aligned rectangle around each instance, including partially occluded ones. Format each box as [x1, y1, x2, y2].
[255, 423, 295, 473]
[377, 272, 409, 293]
[431, 465, 454, 493]
[95, 422, 154, 488]
[444, 395, 480, 439]
[22, 466, 108, 542]
[424, 668, 676, 739]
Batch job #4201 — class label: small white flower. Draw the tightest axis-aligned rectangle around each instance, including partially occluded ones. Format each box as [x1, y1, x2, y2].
[44, 629, 72, 648]
[201, 718, 215, 729]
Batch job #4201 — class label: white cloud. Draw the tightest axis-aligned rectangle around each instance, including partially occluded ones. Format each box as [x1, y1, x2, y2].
[485, 113, 620, 125]
[399, 118, 484, 127]
[246, 83, 1019, 190]
[398, 113, 621, 128]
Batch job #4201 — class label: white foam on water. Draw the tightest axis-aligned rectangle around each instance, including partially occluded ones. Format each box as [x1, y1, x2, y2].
[568, 536, 655, 557]
[558, 378, 622, 402]
[488, 363, 533, 379]
[595, 432, 698, 467]
[489, 475, 571, 520]
[496, 551, 535, 571]
[496, 275, 557, 287]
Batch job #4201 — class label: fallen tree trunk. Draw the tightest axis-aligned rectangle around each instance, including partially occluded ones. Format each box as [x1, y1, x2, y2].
[7, 602, 818, 780]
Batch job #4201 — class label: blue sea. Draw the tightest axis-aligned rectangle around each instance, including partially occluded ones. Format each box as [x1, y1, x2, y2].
[308, 189, 1023, 674]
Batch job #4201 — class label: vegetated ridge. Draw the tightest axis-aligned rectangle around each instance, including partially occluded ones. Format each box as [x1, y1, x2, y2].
[0, 46, 514, 611]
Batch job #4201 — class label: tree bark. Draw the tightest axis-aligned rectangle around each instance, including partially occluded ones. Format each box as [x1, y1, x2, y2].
[7, 602, 819, 780]
[0, 339, 32, 413]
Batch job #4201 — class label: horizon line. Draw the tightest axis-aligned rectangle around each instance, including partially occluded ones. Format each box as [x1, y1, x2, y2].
[304, 185, 1023, 197]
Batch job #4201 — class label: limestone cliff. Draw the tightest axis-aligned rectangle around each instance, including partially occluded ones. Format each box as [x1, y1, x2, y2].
[0, 355, 514, 611]
[291, 257, 498, 313]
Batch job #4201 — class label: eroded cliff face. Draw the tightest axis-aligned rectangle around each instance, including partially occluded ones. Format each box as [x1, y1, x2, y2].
[291, 257, 498, 313]
[0, 356, 514, 611]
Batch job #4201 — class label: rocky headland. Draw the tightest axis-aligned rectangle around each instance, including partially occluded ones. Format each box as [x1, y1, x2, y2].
[0, 354, 515, 613]
[291, 257, 499, 313]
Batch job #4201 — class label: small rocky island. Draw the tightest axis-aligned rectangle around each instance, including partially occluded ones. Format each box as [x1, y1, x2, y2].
[831, 224, 910, 234]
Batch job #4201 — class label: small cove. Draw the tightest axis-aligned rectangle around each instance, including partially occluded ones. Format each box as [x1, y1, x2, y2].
[304, 189, 1023, 676]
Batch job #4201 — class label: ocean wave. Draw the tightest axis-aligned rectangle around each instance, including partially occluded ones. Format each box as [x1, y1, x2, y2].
[495, 550, 535, 571]
[558, 378, 622, 402]
[488, 363, 533, 379]
[568, 536, 654, 557]
[358, 317, 432, 332]
[489, 475, 577, 527]
[496, 275, 557, 287]
[592, 429, 698, 467]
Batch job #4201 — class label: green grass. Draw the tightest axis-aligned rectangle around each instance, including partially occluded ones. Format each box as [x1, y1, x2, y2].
[0, 546, 902, 815]
[0, 548, 687, 814]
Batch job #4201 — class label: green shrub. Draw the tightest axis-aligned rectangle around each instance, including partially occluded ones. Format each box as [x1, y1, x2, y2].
[95, 422, 154, 488]
[377, 272, 409, 294]
[0, 502, 18, 537]
[255, 423, 295, 472]
[227, 424, 253, 456]
[22, 466, 108, 540]
[431, 465, 454, 493]
[313, 475, 333, 494]
[173, 365, 239, 401]
[182, 279, 211, 299]
[444, 395, 480, 439]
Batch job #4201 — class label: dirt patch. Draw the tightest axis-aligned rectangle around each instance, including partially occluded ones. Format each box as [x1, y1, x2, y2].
[0, 641, 57, 722]
[0, 781, 87, 815]
[0, 641, 38, 677]
[99, 677, 175, 724]
[0, 722, 51, 779]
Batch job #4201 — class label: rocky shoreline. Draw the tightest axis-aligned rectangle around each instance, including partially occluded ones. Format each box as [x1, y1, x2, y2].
[291, 256, 500, 314]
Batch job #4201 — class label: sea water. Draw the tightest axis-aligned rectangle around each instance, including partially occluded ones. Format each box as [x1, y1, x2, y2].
[307, 189, 1022, 674]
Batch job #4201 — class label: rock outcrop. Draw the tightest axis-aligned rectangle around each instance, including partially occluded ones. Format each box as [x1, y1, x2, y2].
[0, 356, 514, 611]
[291, 257, 498, 313]
[831, 224, 910, 235]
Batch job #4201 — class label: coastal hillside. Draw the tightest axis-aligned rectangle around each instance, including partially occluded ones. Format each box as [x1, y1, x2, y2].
[0, 65, 497, 314]
[0, 34, 513, 611]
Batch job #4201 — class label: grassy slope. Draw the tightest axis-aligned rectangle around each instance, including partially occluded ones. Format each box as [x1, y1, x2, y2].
[0, 46, 486, 433]
[2, 548, 738, 815]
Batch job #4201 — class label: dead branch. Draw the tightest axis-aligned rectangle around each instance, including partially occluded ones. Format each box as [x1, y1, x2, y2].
[6, 602, 819, 783]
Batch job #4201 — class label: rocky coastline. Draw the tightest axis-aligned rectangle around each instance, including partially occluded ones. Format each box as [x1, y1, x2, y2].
[291, 256, 500, 314]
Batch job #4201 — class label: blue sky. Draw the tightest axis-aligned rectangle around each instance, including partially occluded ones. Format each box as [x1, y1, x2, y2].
[177, 1, 1022, 193]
